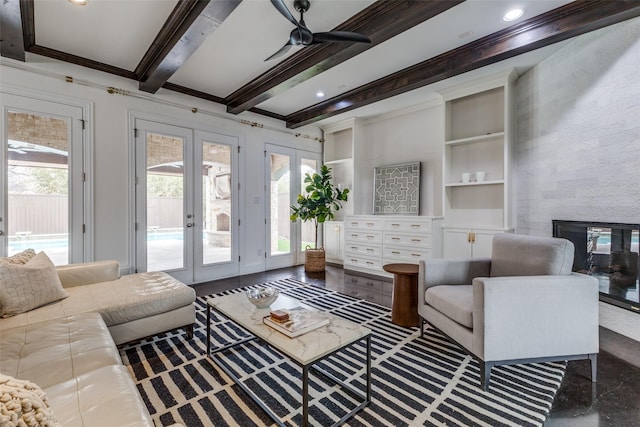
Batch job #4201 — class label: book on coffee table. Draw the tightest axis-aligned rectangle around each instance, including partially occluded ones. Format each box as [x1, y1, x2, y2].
[263, 306, 330, 338]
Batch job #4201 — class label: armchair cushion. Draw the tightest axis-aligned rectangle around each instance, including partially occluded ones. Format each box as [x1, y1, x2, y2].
[490, 234, 574, 277]
[425, 285, 473, 328]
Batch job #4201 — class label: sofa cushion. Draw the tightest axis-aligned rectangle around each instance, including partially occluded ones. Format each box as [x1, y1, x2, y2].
[45, 365, 154, 427]
[490, 234, 575, 277]
[0, 252, 68, 318]
[0, 272, 195, 331]
[425, 285, 473, 328]
[1, 248, 36, 265]
[0, 372, 61, 427]
[0, 313, 121, 389]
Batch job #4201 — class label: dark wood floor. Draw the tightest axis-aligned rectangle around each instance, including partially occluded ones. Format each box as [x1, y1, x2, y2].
[194, 265, 640, 427]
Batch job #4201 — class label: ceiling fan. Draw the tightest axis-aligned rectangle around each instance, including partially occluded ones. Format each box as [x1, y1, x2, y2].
[266, 0, 371, 61]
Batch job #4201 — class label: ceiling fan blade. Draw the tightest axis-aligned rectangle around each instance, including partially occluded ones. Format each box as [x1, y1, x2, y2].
[265, 42, 293, 61]
[312, 31, 371, 44]
[270, 0, 300, 28]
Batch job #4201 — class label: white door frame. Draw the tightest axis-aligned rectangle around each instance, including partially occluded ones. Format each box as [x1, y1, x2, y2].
[131, 114, 240, 283]
[264, 143, 321, 270]
[0, 87, 93, 262]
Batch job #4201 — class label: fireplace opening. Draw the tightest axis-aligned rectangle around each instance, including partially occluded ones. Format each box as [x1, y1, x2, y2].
[553, 220, 639, 312]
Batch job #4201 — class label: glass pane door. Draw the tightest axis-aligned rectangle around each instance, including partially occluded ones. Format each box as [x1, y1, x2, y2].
[194, 130, 239, 281]
[300, 157, 319, 252]
[265, 145, 294, 270]
[145, 132, 185, 272]
[134, 119, 239, 283]
[1, 94, 85, 265]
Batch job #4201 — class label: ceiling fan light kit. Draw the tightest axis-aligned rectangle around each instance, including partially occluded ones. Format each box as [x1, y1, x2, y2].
[266, 0, 371, 61]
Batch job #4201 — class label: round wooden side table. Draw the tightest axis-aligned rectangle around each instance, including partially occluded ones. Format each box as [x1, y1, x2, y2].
[383, 263, 420, 327]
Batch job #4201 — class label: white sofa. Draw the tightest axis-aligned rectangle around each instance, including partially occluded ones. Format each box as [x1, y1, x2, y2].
[0, 260, 196, 426]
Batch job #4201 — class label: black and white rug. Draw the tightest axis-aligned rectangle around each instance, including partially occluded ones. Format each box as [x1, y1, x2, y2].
[119, 278, 566, 427]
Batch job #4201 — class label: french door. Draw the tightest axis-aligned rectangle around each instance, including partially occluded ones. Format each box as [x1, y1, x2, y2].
[264, 144, 321, 270]
[134, 119, 239, 283]
[1, 93, 87, 264]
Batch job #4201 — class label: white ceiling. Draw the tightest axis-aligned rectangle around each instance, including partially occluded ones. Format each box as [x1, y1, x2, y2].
[32, 0, 575, 124]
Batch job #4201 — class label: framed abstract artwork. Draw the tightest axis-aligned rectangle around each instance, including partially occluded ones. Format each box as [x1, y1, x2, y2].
[373, 162, 420, 215]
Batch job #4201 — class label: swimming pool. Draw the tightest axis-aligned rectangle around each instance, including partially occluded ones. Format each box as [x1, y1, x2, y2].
[9, 231, 206, 252]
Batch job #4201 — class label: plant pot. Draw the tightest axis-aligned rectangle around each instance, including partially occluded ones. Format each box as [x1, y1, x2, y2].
[304, 248, 326, 272]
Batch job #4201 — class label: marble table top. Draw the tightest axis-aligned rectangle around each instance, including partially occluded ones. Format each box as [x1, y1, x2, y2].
[207, 292, 371, 365]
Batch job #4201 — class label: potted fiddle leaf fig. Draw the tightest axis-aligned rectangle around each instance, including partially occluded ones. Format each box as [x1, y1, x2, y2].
[290, 165, 349, 272]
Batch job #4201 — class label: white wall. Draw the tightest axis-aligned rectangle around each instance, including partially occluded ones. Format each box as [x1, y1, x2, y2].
[354, 103, 444, 217]
[514, 17, 640, 341]
[0, 55, 321, 277]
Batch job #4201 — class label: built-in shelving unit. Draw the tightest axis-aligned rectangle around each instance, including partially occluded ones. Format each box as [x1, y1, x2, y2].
[321, 119, 360, 264]
[439, 70, 517, 258]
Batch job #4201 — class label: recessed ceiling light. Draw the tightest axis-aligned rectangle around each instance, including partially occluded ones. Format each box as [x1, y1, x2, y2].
[503, 8, 523, 21]
[68, 0, 87, 5]
[316, 91, 325, 98]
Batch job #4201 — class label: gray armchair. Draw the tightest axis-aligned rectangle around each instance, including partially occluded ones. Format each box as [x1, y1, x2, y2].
[418, 233, 599, 390]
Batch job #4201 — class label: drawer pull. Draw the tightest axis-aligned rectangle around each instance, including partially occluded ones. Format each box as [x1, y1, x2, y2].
[391, 223, 400, 227]
[392, 251, 400, 255]
[351, 234, 359, 238]
[351, 258, 358, 263]
[350, 246, 358, 250]
[411, 253, 421, 257]
[391, 237, 400, 240]
[351, 222, 359, 226]
[366, 222, 375, 227]
[411, 239, 421, 242]
[366, 261, 374, 265]
[366, 235, 375, 240]
[366, 282, 375, 287]
[366, 248, 374, 253]
[411, 224, 421, 228]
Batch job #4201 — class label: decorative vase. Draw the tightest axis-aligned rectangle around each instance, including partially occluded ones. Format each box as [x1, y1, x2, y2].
[304, 247, 326, 272]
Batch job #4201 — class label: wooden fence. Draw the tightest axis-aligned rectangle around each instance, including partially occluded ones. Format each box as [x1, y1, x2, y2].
[7, 195, 183, 236]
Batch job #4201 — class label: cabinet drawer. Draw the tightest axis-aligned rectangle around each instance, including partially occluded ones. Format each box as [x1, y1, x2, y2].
[383, 246, 431, 261]
[344, 243, 382, 257]
[346, 218, 383, 230]
[384, 218, 432, 232]
[344, 255, 383, 270]
[383, 232, 432, 248]
[346, 230, 382, 243]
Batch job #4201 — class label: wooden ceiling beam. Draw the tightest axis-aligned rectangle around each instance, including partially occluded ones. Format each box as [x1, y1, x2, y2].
[137, 0, 242, 94]
[0, 0, 34, 61]
[285, 0, 640, 129]
[224, 0, 465, 115]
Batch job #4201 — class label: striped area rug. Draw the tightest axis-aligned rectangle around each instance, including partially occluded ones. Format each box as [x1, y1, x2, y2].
[119, 278, 565, 426]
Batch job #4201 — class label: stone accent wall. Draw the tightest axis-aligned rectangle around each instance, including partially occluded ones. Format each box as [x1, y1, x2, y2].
[8, 112, 68, 151]
[514, 17, 640, 341]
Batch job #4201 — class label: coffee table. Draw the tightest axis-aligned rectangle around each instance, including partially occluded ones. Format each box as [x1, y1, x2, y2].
[206, 292, 371, 427]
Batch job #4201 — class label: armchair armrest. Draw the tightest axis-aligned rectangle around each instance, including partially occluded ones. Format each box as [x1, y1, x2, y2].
[419, 258, 491, 305]
[472, 273, 599, 361]
[56, 260, 120, 288]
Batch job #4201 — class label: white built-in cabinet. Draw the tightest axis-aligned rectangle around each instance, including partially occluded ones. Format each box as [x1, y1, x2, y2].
[439, 70, 516, 259]
[321, 119, 360, 264]
[344, 215, 442, 278]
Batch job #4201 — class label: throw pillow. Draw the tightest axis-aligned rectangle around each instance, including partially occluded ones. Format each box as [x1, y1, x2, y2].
[0, 252, 68, 318]
[0, 249, 36, 265]
[0, 373, 61, 427]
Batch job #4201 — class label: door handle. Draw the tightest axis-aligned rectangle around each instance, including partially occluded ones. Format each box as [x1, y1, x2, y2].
[186, 223, 194, 228]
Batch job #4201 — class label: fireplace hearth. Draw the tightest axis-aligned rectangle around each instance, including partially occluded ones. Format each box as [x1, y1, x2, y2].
[553, 220, 639, 312]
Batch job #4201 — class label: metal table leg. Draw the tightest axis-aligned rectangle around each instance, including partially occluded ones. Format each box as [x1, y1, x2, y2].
[303, 365, 310, 427]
